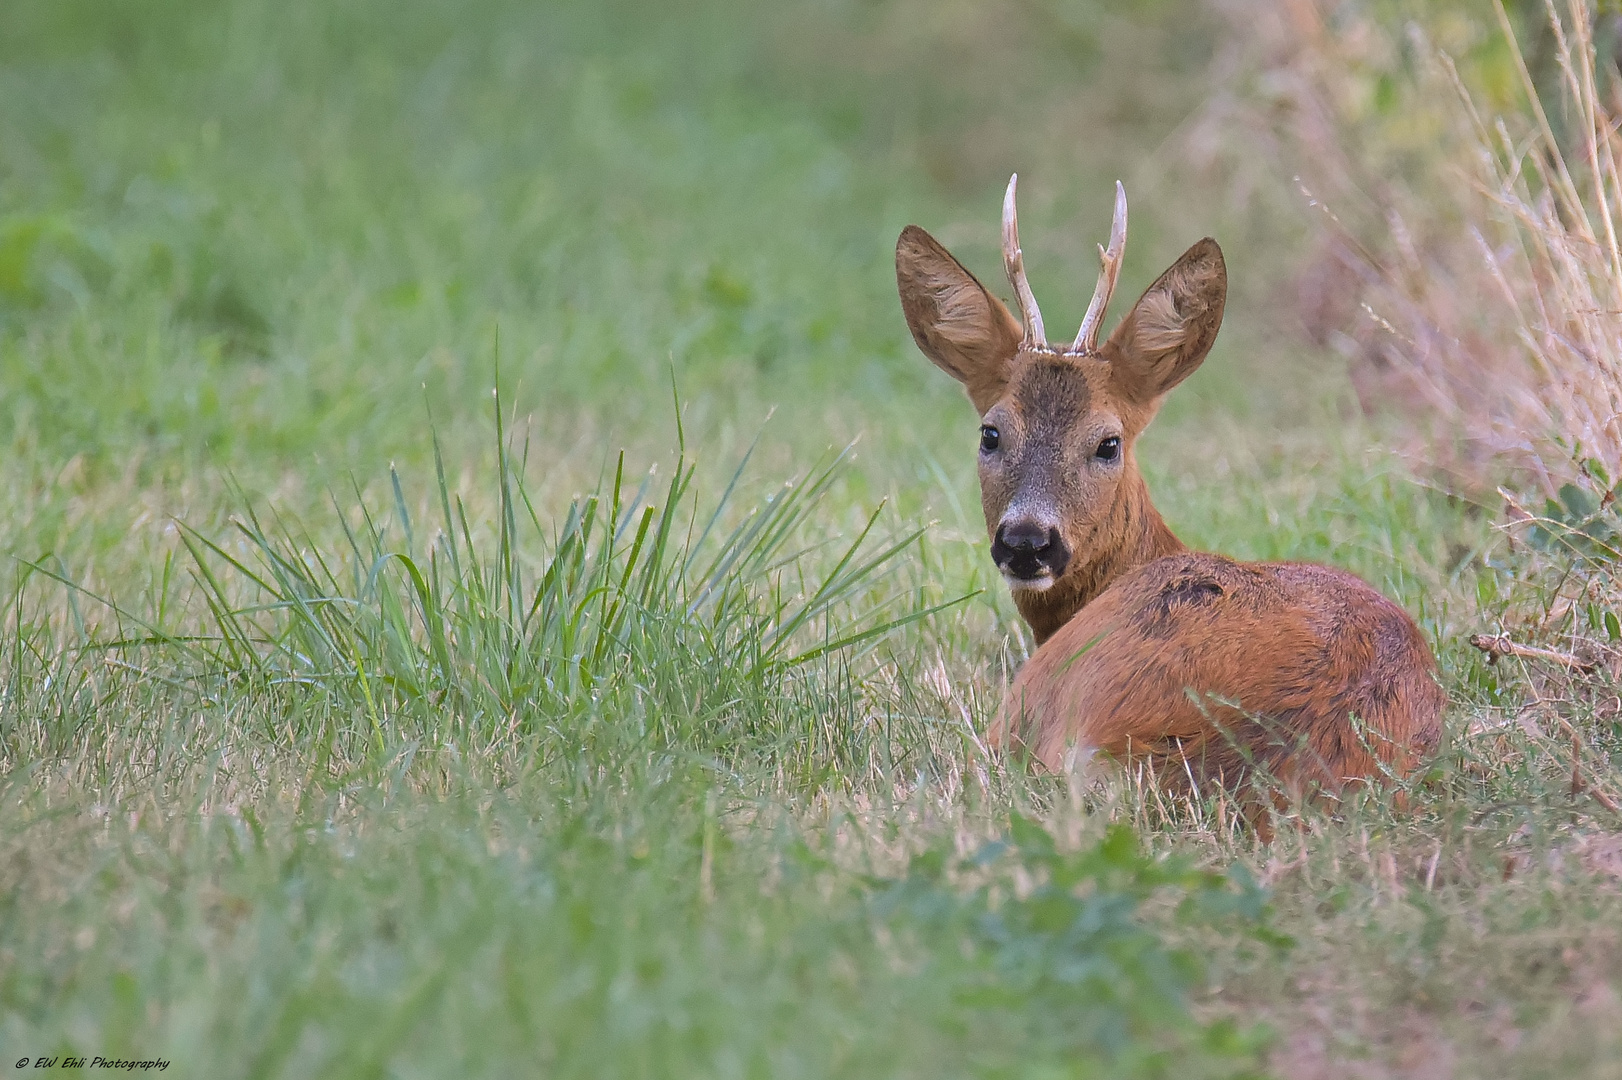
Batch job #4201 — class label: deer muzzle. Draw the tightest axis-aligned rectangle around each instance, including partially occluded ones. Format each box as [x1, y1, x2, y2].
[992, 519, 1071, 589]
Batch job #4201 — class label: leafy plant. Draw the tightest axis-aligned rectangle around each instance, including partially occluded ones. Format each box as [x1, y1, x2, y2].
[1525, 480, 1622, 560]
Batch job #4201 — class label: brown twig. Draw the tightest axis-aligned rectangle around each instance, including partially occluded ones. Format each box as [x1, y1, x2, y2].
[1468, 632, 1598, 672]
[1569, 748, 1622, 813]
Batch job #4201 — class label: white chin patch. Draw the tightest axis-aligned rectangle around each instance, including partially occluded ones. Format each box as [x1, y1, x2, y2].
[1002, 571, 1055, 593]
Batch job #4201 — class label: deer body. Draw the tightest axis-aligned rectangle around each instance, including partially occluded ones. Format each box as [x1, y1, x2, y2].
[896, 177, 1444, 801]
[1008, 552, 1443, 793]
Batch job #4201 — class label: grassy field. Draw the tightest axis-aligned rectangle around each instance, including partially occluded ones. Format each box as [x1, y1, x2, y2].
[2, 0, 1620, 1076]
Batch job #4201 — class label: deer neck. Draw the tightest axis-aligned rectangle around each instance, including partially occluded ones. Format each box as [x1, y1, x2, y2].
[1012, 468, 1185, 645]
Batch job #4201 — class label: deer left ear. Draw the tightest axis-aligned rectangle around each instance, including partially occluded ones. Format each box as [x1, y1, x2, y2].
[896, 225, 1024, 413]
[1103, 238, 1226, 405]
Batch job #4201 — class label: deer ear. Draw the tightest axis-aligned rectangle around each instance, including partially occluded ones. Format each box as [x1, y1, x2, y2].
[896, 225, 1023, 414]
[1103, 238, 1226, 406]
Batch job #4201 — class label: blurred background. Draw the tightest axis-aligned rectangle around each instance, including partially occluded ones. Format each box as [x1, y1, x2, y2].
[0, 0, 1346, 510]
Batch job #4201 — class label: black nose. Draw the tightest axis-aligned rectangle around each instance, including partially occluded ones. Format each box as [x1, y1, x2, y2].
[991, 521, 1071, 582]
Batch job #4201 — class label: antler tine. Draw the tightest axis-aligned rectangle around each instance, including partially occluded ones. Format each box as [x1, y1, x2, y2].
[1002, 174, 1045, 348]
[1073, 180, 1128, 354]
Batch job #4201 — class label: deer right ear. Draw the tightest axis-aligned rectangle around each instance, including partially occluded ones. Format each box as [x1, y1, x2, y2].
[1102, 238, 1226, 407]
[896, 225, 1023, 413]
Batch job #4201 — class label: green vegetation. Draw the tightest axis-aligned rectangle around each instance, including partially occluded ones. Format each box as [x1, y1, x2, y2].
[2, 0, 1620, 1076]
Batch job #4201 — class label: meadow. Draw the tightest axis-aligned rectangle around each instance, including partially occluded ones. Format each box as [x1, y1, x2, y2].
[2, 0, 1620, 1076]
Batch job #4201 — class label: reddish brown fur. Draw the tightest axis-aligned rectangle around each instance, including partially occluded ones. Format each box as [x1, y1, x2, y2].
[896, 204, 1445, 810]
[1002, 555, 1444, 799]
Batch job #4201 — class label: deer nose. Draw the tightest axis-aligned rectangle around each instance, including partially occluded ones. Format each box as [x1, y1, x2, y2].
[991, 520, 1070, 583]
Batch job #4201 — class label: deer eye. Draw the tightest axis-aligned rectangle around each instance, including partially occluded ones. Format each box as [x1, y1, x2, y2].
[980, 425, 1000, 453]
[1094, 436, 1121, 462]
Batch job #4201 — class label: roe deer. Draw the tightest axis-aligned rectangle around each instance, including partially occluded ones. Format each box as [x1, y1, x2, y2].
[896, 176, 1445, 810]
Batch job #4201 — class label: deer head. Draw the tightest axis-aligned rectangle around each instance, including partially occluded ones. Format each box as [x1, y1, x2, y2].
[896, 176, 1227, 639]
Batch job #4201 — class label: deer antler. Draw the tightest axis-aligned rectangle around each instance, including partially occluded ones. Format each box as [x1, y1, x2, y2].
[1002, 174, 1045, 349]
[1073, 181, 1128, 354]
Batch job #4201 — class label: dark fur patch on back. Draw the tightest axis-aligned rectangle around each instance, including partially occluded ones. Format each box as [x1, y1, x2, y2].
[1133, 571, 1225, 639]
[1160, 575, 1223, 605]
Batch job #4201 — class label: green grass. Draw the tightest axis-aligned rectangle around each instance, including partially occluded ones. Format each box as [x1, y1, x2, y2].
[2, 0, 1621, 1076]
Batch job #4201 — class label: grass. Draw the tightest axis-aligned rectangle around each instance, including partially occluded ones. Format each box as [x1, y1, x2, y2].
[2, 0, 1621, 1076]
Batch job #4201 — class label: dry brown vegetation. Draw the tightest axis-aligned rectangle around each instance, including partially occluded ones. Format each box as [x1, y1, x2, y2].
[1199, 0, 1622, 498]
